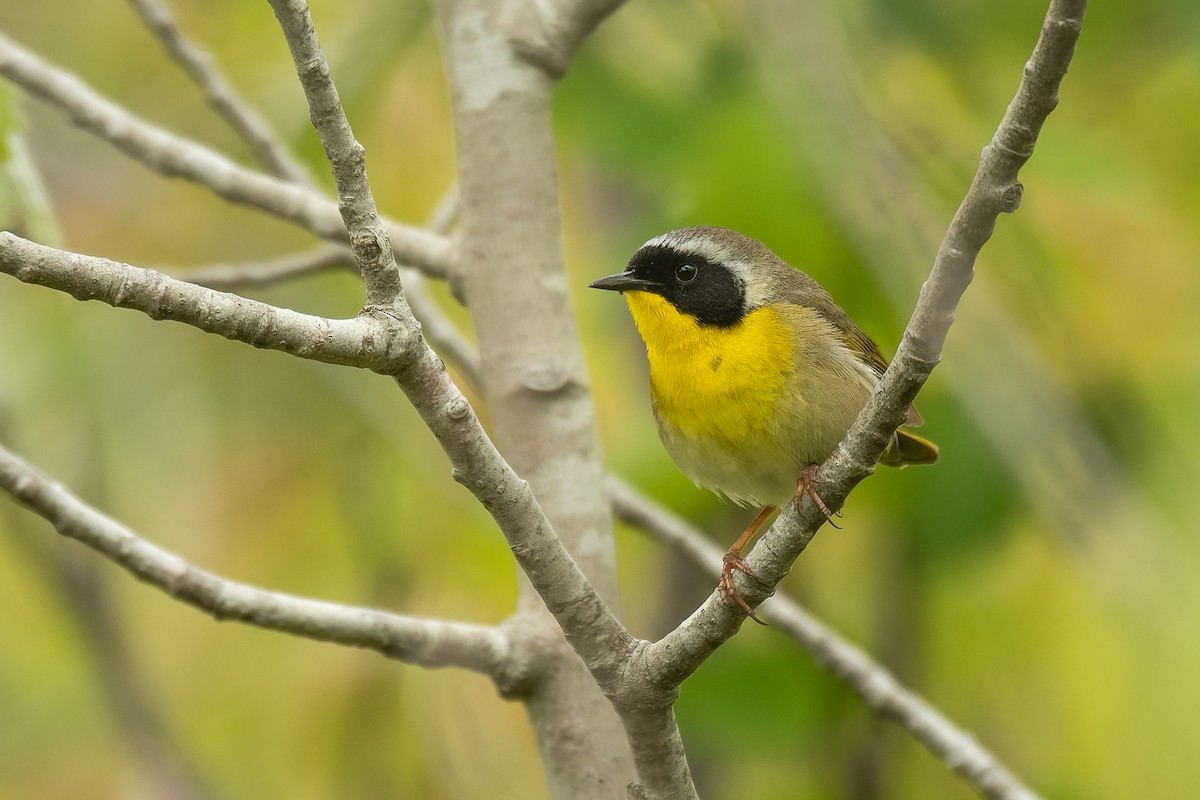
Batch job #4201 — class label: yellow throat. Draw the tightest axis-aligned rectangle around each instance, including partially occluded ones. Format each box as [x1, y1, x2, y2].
[624, 291, 794, 444]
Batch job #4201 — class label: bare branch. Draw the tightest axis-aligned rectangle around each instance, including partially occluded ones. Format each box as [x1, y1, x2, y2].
[171, 186, 478, 384]
[645, 0, 1086, 704]
[126, 0, 312, 185]
[266, 0, 402, 307]
[426, 183, 460, 236]
[180, 239, 483, 390]
[184, 243, 352, 290]
[398, 186, 482, 388]
[373, 183, 480, 390]
[0, 443, 509, 675]
[0, 31, 452, 279]
[608, 477, 1040, 800]
[413, 182, 466, 297]
[185, 252, 483, 391]
[401, 269, 483, 390]
[0, 233, 414, 374]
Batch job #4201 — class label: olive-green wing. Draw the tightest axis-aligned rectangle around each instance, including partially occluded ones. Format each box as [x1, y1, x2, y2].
[795, 280, 925, 428]
[771, 259, 933, 445]
[842, 326, 890, 379]
[839, 324, 925, 427]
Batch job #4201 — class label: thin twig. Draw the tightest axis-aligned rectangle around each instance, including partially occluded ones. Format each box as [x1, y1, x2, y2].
[171, 184, 479, 385]
[607, 476, 1039, 800]
[0, 31, 452, 279]
[0, 233, 486, 397]
[401, 273, 482, 390]
[177, 237, 483, 389]
[178, 240, 483, 390]
[426, 184, 460, 234]
[127, 0, 313, 185]
[0, 233, 417, 372]
[266, 0, 401, 307]
[0, 443, 510, 675]
[184, 243, 352, 290]
[400, 185, 482, 389]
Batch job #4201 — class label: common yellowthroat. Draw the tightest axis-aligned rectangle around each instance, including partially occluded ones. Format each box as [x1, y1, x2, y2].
[591, 227, 937, 621]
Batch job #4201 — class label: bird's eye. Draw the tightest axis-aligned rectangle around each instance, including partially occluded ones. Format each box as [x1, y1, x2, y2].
[675, 264, 698, 283]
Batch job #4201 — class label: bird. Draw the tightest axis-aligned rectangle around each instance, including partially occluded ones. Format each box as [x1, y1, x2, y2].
[590, 226, 937, 622]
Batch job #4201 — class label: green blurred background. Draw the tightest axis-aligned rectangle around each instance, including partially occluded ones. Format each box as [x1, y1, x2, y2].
[2, 0, 1198, 798]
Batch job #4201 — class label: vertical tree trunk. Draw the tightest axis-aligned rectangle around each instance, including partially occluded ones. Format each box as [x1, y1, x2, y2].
[433, 2, 636, 797]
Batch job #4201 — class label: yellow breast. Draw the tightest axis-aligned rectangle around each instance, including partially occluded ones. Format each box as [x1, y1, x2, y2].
[624, 291, 794, 445]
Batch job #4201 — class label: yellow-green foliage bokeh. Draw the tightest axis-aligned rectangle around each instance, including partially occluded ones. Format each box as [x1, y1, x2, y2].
[2, 1, 1198, 798]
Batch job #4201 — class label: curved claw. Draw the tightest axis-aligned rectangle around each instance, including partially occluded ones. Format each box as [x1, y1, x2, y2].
[797, 465, 838, 528]
[720, 551, 767, 625]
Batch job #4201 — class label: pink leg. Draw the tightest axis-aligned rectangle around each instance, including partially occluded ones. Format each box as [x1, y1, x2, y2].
[719, 505, 776, 625]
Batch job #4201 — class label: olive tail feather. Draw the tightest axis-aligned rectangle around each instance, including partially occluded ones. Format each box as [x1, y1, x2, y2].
[889, 429, 939, 467]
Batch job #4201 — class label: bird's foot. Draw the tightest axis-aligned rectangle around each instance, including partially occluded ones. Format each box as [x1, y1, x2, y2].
[796, 464, 838, 528]
[720, 550, 767, 625]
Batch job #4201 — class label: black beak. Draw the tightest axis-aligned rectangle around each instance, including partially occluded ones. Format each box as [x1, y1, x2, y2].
[589, 271, 658, 293]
